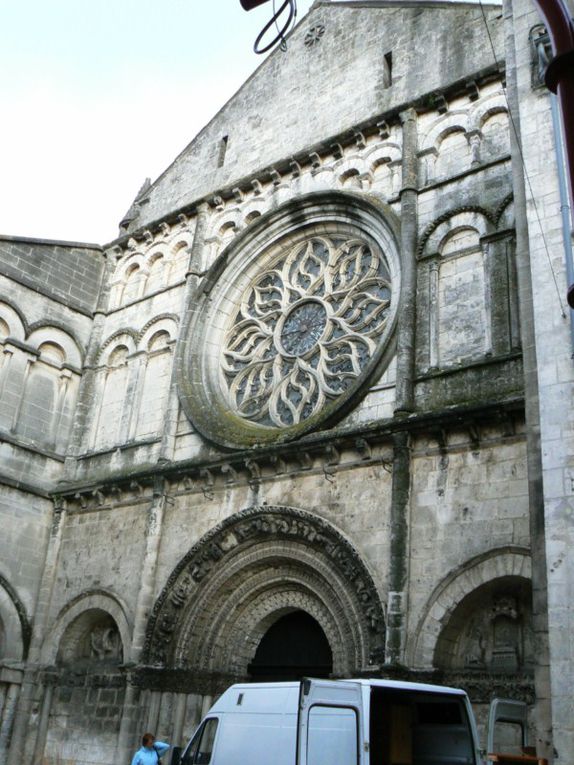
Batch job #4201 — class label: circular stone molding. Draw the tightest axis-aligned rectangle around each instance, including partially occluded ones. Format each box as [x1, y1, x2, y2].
[177, 194, 401, 448]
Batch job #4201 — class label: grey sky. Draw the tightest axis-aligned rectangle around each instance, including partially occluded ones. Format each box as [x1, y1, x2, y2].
[0, 1, 313, 244]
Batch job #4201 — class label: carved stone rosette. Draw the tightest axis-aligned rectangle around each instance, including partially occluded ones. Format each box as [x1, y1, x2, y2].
[143, 506, 386, 674]
[177, 193, 401, 448]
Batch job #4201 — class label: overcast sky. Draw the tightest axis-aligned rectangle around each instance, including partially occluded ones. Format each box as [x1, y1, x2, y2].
[0, 1, 314, 245]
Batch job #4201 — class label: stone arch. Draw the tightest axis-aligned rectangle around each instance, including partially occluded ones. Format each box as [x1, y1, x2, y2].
[420, 110, 470, 153]
[0, 573, 31, 660]
[418, 207, 495, 258]
[469, 93, 508, 132]
[409, 546, 531, 669]
[97, 331, 137, 366]
[144, 506, 386, 676]
[0, 300, 27, 341]
[137, 314, 179, 351]
[433, 575, 534, 674]
[40, 590, 131, 665]
[27, 326, 83, 368]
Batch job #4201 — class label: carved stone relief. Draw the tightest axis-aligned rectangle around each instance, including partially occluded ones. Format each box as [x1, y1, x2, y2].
[434, 579, 533, 675]
[144, 506, 386, 670]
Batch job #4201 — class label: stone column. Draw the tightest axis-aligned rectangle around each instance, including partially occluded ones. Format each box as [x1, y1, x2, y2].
[0, 683, 20, 760]
[9, 351, 37, 433]
[160, 204, 210, 462]
[115, 478, 167, 765]
[31, 681, 54, 764]
[171, 694, 187, 749]
[395, 108, 419, 414]
[428, 259, 440, 371]
[385, 430, 411, 665]
[6, 503, 67, 765]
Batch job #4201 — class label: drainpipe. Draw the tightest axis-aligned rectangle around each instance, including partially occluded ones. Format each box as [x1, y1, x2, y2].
[550, 93, 574, 347]
[534, 0, 574, 303]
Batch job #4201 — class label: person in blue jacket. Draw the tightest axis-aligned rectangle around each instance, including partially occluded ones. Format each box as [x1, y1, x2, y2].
[131, 733, 170, 765]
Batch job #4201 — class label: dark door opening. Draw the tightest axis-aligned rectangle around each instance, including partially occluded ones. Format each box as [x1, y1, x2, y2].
[248, 610, 333, 682]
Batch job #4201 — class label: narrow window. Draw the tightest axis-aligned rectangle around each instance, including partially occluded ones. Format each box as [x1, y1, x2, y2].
[383, 51, 393, 88]
[217, 135, 229, 168]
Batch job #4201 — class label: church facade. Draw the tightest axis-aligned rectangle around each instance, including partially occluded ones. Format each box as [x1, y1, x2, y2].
[1, 1, 573, 763]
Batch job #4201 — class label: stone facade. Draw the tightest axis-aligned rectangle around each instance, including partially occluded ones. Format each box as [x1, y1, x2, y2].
[0, 0, 572, 763]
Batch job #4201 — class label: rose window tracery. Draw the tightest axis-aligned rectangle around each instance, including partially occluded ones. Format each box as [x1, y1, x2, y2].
[221, 235, 392, 428]
[177, 199, 400, 448]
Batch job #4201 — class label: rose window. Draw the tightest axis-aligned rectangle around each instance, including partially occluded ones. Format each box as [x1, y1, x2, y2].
[177, 203, 400, 449]
[221, 235, 392, 429]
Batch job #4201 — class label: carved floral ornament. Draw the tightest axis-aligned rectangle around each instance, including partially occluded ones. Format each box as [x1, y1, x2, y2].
[177, 196, 401, 448]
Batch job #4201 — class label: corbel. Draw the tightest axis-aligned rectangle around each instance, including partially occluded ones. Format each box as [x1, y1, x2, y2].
[353, 130, 367, 150]
[354, 437, 372, 461]
[200, 468, 215, 500]
[251, 179, 264, 195]
[232, 187, 244, 204]
[245, 458, 262, 489]
[269, 167, 282, 186]
[330, 143, 344, 160]
[465, 80, 480, 101]
[177, 213, 189, 228]
[376, 120, 391, 140]
[210, 195, 225, 212]
[309, 152, 322, 170]
[324, 444, 340, 466]
[127, 237, 138, 251]
[92, 488, 105, 506]
[298, 451, 313, 471]
[75, 492, 88, 510]
[468, 423, 480, 450]
[130, 480, 144, 496]
[159, 221, 171, 237]
[435, 94, 448, 114]
[142, 229, 154, 245]
[221, 462, 239, 485]
[271, 454, 287, 475]
[290, 159, 302, 178]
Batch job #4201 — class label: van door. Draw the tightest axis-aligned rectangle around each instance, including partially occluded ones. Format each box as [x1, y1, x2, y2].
[296, 678, 367, 765]
[486, 699, 547, 763]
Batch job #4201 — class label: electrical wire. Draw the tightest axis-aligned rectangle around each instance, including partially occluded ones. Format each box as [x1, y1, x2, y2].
[253, 0, 297, 54]
[478, 0, 567, 317]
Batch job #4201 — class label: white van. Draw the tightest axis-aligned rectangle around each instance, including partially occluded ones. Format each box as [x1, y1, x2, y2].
[178, 677, 518, 765]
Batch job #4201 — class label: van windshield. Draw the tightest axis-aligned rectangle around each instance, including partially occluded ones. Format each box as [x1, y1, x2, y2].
[370, 687, 476, 765]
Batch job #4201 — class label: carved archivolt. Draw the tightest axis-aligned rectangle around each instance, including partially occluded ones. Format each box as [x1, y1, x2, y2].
[177, 193, 401, 448]
[144, 506, 386, 675]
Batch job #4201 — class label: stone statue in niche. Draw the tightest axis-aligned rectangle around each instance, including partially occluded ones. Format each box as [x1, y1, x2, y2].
[89, 625, 122, 662]
[462, 596, 526, 673]
[464, 621, 486, 669]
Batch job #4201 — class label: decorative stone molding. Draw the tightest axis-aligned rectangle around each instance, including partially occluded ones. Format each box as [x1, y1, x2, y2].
[143, 505, 386, 673]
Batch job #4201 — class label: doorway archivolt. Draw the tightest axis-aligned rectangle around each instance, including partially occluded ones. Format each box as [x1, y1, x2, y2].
[144, 506, 385, 676]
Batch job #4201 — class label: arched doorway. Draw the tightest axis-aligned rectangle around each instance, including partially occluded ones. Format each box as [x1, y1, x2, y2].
[248, 611, 333, 681]
[146, 506, 386, 676]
